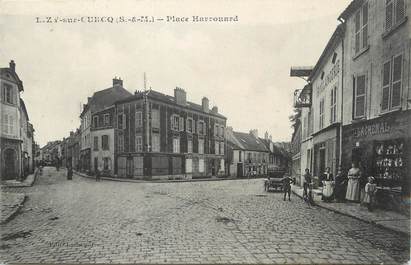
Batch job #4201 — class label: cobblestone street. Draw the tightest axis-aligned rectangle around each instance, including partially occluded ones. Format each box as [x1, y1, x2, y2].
[1, 167, 409, 264]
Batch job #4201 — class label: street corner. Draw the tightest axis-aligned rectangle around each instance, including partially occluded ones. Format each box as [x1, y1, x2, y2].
[0, 192, 27, 224]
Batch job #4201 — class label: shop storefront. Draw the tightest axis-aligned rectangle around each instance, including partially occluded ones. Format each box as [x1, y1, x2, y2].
[342, 110, 411, 212]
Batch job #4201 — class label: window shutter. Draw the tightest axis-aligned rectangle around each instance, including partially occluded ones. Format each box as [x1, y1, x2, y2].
[391, 55, 403, 108]
[382, 61, 391, 111]
[395, 0, 405, 24]
[362, 3, 368, 49]
[355, 76, 366, 118]
[122, 114, 126, 129]
[386, 0, 393, 31]
[179, 116, 184, 131]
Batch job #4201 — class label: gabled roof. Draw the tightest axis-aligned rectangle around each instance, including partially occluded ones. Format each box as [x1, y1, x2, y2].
[0, 65, 24, 91]
[231, 131, 269, 152]
[81, 85, 132, 117]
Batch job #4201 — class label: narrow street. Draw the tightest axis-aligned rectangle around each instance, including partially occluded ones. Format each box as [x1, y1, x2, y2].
[1, 167, 409, 264]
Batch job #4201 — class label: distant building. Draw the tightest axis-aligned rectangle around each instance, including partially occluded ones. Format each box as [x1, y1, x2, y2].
[226, 128, 269, 178]
[260, 132, 291, 177]
[114, 88, 226, 180]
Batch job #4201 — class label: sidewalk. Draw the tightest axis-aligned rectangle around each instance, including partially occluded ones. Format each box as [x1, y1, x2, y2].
[0, 170, 38, 188]
[74, 171, 239, 183]
[0, 192, 26, 224]
[291, 184, 410, 236]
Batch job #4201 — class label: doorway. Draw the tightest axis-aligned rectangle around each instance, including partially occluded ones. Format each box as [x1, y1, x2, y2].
[126, 157, 133, 178]
[4, 149, 17, 180]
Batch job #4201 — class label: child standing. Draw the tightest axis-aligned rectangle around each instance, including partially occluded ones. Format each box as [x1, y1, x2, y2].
[363, 177, 377, 211]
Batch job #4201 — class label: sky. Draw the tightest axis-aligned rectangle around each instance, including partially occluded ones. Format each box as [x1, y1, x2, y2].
[0, 0, 352, 147]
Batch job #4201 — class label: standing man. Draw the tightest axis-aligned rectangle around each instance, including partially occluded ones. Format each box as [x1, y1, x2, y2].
[303, 168, 312, 198]
[282, 174, 294, 201]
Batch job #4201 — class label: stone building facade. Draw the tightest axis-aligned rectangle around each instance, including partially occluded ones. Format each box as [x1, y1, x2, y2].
[115, 88, 226, 180]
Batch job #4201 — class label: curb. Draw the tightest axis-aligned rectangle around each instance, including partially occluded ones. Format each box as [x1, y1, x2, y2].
[291, 188, 409, 237]
[73, 171, 260, 184]
[1, 194, 27, 224]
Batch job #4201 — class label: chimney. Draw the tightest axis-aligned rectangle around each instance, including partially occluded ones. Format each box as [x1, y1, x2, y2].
[211, 106, 218, 114]
[250, 129, 258, 138]
[9, 60, 15, 72]
[264, 131, 269, 140]
[202, 97, 209, 112]
[174, 87, 187, 106]
[113, 77, 123, 87]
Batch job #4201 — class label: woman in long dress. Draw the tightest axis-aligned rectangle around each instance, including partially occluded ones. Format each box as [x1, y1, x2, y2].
[345, 162, 361, 202]
[321, 167, 334, 202]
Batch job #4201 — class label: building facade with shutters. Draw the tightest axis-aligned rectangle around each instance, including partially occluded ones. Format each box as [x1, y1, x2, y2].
[114, 88, 226, 180]
[309, 24, 344, 180]
[338, 0, 410, 210]
[90, 106, 116, 176]
[0, 60, 24, 180]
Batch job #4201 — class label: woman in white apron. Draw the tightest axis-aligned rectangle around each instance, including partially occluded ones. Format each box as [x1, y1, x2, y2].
[345, 162, 361, 202]
[321, 167, 334, 202]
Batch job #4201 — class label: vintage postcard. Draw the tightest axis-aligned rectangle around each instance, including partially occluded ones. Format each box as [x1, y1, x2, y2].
[0, 0, 410, 264]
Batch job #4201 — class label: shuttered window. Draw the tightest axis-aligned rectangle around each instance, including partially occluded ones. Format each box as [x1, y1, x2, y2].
[215, 141, 219, 155]
[152, 133, 160, 152]
[151, 109, 160, 129]
[354, 2, 368, 55]
[382, 61, 391, 111]
[382, 55, 403, 112]
[93, 136, 98, 151]
[330, 86, 337, 124]
[118, 134, 124, 152]
[2, 114, 14, 135]
[102, 135, 109, 150]
[354, 75, 366, 119]
[187, 139, 193, 153]
[319, 98, 324, 129]
[198, 139, 204, 154]
[179, 116, 184, 131]
[173, 137, 180, 153]
[386, 0, 406, 31]
[171, 115, 179, 131]
[2, 83, 14, 104]
[135, 111, 142, 128]
[135, 135, 142, 152]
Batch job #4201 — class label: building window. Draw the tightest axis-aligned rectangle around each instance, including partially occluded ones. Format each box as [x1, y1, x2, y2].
[135, 111, 142, 128]
[118, 114, 126, 129]
[214, 124, 218, 136]
[2, 114, 14, 135]
[382, 54, 403, 112]
[104, 114, 110, 126]
[102, 135, 109, 150]
[93, 136, 98, 151]
[186, 118, 194, 133]
[354, 74, 366, 119]
[198, 120, 205, 135]
[198, 138, 204, 154]
[93, 116, 98, 128]
[152, 133, 160, 152]
[135, 135, 142, 152]
[330, 86, 337, 123]
[220, 142, 224, 155]
[239, 151, 242, 162]
[152, 109, 160, 129]
[215, 141, 219, 155]
[179, 116, 184, 131]
[118, 135, 124, 152]
[171, 115, 180, 131]
[173, 137, 180, 153]
[2, 83, 14, 104]
[354, 2, 368, 55]
[220, 126, 224, 137]
[319, 98, 325, 129]
[187, 139, 193, 153]
[385, 0, 406, 32]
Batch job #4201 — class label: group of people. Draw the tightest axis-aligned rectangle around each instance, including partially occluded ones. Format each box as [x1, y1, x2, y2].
[302, 162, 378, 211]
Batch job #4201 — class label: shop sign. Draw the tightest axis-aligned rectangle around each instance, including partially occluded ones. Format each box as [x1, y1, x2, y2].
[353, 121, 391, 138]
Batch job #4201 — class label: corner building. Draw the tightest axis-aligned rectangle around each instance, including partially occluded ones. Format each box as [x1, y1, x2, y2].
[115, 88, 226, 180]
